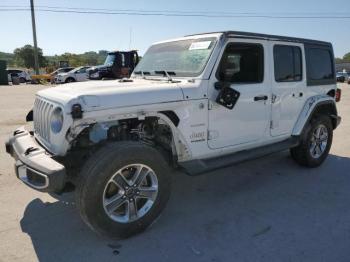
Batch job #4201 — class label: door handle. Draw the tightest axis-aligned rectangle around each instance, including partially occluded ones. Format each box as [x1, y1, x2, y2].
[254, 95, 268, 101]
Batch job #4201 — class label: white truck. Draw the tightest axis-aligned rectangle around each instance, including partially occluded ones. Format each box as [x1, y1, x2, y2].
[6, 31, 341, 238]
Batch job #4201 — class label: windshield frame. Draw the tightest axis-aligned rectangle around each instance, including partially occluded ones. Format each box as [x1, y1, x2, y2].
[133, 36, 219, 79]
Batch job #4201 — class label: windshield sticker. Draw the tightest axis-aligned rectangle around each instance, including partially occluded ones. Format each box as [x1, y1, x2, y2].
[189, 41, 212, 50]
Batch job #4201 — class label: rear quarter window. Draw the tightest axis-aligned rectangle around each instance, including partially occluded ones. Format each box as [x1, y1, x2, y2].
[305, 45, 335, 86]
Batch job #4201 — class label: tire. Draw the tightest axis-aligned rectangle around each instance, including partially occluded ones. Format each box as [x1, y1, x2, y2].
[19, 77, 26, 83]
[76, 141, 171, 238]
[65, 77, 76, 83]
[290, 115, 333, 167]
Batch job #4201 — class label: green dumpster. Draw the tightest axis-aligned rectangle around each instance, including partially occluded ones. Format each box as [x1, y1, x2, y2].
[0, 60, 8, 85]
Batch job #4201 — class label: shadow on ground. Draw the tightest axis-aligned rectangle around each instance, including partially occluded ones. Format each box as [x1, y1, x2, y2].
[20, 153, 350, 262]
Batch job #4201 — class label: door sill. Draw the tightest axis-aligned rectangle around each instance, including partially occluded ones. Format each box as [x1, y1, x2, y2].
[179, 136, 299, 175]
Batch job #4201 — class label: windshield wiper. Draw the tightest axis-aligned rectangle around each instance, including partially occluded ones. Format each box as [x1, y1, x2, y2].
[134, 71, 150, 78]
[154, 70, 176, 82]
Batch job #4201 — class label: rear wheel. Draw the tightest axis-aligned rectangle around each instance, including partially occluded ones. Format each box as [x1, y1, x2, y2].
[290, 115, 333, 167]
[76, 142, 171, 238]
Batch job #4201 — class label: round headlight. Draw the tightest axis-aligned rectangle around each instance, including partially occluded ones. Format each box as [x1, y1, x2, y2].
[50, 107, 64, 133]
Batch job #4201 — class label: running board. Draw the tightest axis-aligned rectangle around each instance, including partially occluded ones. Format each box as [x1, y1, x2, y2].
[179, 137, 300, 176]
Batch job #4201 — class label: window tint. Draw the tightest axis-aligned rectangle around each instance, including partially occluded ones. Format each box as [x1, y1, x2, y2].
[307, 48, 334, 81]
[217, 43, 264, 83]
[274, 45, 302, 82]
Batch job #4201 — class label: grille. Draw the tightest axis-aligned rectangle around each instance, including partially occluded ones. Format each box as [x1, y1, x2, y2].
[33, 98, 54, 143]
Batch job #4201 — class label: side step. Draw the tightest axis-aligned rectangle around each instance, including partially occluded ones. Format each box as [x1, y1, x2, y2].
[179, 137, 299, 175]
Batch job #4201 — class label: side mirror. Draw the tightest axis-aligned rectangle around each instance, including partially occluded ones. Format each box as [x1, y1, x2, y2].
[215, 81, 240, 110]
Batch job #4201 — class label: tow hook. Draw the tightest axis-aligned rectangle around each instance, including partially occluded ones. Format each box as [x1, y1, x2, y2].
[13, 130, 25, 136]
[24, 147, 39, 156]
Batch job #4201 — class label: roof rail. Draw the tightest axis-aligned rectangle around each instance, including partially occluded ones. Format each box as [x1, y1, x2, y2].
[185, 31, 331, 46]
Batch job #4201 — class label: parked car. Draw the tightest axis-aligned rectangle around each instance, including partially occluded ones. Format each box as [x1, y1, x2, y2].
[88, 50, 139, 80]
[336, 72, 349, 82]
[31, 67, 74, 83]
[6, 31, 341, 239]
[54, 66, 90, 84]
[7, 69, 31, 83]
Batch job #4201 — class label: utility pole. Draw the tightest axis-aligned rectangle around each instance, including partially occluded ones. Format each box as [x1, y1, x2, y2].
[30, 0, 39, 74]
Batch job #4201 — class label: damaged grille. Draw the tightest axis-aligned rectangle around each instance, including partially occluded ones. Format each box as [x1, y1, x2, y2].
[33, 97, 54, 143]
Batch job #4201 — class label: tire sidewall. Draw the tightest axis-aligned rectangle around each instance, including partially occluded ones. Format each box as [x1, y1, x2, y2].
[77, 143, 171, 238]
[303, 116, 333, 166]
[65, 78, 75, 83]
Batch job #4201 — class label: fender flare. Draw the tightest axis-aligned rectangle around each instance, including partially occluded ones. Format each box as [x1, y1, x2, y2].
[292, 95, 339, 136]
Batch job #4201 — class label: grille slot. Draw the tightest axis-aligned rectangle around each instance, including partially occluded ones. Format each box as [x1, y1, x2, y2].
[33, 98, 54, 143]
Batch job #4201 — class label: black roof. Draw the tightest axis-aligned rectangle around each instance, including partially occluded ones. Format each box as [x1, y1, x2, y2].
[186, 31, 332, 46]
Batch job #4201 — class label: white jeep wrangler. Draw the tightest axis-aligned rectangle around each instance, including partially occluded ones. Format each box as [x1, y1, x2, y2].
[6, 31, 341, 238]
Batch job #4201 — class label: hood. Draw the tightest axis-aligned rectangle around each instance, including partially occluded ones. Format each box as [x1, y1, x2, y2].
[89, 64, 109, 72]
[37, 79, 185, 111]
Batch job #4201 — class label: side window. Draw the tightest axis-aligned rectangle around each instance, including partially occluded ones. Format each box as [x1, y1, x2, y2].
[305, 45, 335, 86]
[274, 45, 302, 82]
[217, 43, 264, 84]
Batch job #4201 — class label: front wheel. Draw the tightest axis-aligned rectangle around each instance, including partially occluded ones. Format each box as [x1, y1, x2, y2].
[76, 142, 171, 238]
[65, 77, 75, 83]
[290, 115, 333, 167]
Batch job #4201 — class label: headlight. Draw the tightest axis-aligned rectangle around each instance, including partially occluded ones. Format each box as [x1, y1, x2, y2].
[50, 107, 64, 133]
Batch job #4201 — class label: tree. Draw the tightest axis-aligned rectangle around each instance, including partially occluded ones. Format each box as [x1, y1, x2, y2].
[13, 45, 47, 68]
[343, 52, 350, 63]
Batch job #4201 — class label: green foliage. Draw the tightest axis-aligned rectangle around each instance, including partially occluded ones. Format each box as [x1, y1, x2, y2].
[343, 52, 350, 63]
[335, 52, 350, 63]
[46, 50, 108, 67]
[13, 45, 47, 68]
[0, 52, 15, 66]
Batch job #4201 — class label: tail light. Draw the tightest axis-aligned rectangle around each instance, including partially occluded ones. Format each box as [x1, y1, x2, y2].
[335, 88, 341, 102]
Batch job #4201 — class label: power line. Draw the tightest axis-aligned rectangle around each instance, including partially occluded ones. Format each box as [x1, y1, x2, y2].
[1, 7, 350, 19]
[0, 4, 349, 15]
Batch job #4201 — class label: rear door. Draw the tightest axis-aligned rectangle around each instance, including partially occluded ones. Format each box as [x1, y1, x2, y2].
[270, 42, 307, 137]
[208, 39, 271, 149]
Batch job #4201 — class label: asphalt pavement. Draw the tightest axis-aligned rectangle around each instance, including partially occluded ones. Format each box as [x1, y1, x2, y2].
[0, 83, 349, 262]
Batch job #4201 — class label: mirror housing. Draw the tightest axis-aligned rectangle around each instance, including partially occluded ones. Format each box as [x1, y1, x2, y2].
[215, 81, 240, 110]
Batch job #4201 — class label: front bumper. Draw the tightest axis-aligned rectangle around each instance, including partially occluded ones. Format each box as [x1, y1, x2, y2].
[54, 78, 64, 84]
[5, 127, 66, 192]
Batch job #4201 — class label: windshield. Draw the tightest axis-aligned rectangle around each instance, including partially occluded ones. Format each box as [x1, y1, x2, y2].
[104, 53, 116, 66]
[134, 37, 217, 77]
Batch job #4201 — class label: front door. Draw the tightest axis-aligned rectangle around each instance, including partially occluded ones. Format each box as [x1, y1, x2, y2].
[208, 40, 271, 149]
[269, 42, 306, 137]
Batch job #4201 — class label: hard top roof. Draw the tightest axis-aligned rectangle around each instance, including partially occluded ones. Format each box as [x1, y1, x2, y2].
[185, 31, 332, 46]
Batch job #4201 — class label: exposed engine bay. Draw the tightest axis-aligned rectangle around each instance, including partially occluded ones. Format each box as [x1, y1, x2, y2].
[73, 117, 173, 153]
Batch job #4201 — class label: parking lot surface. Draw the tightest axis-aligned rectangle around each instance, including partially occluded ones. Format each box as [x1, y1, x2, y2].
[0, 83, 349, 262]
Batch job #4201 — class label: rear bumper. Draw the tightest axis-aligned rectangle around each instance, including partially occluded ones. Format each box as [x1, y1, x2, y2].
[5, 127, 66, 192]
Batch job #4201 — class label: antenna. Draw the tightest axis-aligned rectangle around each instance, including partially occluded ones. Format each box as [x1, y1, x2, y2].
[129, 27, 132, 50]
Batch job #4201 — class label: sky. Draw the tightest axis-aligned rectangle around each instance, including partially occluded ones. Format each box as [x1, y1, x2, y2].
[0, 0, 349, 57]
